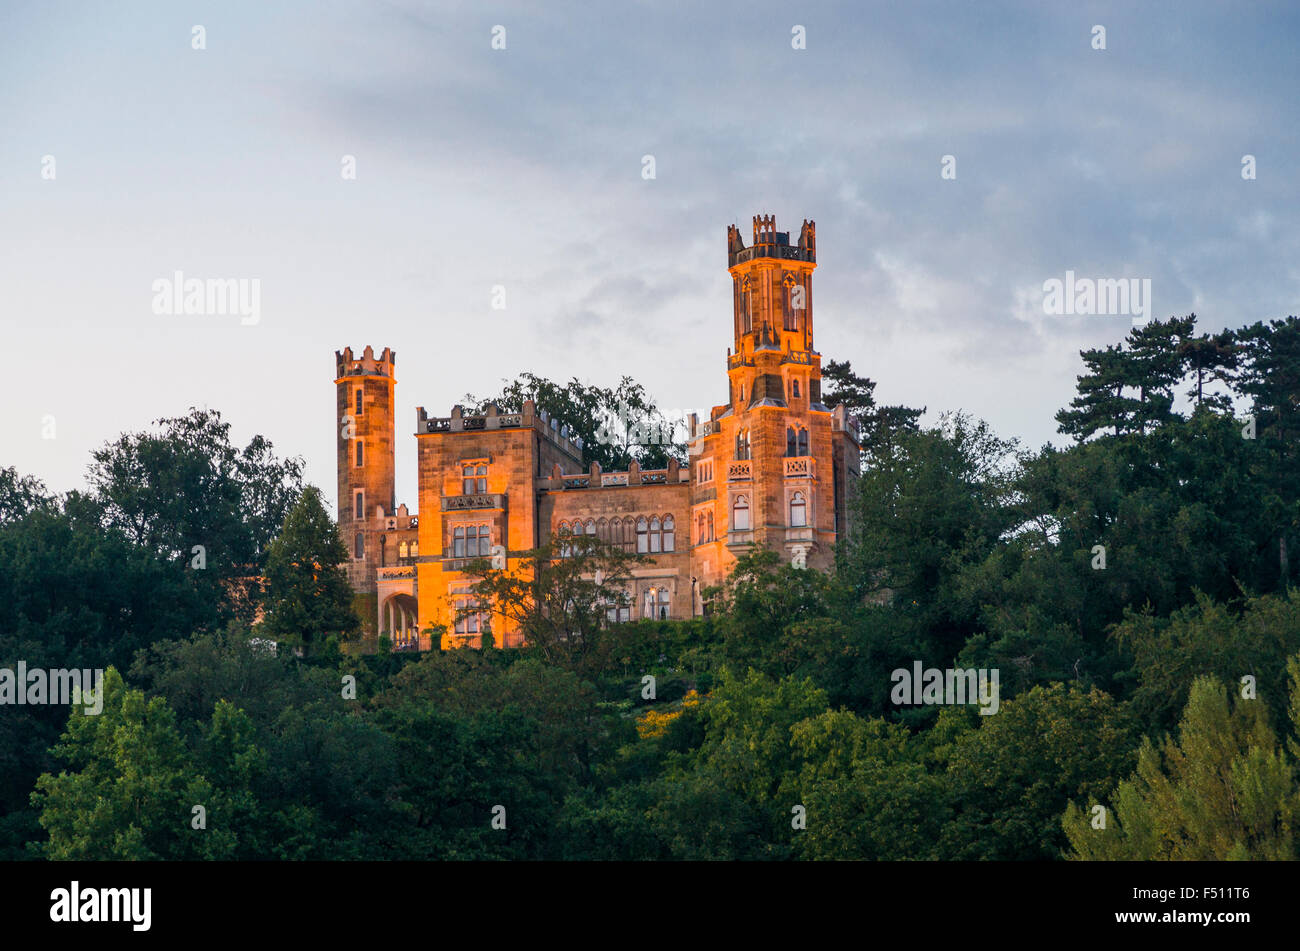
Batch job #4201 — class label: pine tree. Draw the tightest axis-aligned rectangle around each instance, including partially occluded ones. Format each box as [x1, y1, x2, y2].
[259, 486, 360, 644]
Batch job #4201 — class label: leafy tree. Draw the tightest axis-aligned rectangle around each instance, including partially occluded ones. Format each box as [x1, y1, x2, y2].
[464, 372, 683, 470]
[0, 467, 53, 524]
[86, 407, 303, 623]
[1063, 674, 1298, 860]
[822, 358, 923, 465]
[259, 486, 359, 645]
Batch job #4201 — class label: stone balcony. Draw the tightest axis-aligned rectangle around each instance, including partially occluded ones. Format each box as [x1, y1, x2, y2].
[441, 492, 506, 511]
[727, 459, 752, 480]
[784, 456, 814, 478]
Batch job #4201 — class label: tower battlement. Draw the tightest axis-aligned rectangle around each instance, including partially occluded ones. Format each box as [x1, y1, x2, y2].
[336, 345, 396, 380]
[727, 215, 816, 267]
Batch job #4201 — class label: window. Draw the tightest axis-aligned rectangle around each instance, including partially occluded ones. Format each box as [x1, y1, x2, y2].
[707, 511, 714, 541]
[623, 517, 636, 553]
[735, 428, 750, 460]
[454, 598, 487, 635]
[663, 515, 675, 552]
[649, 516, 662, 553]
[354, 387, 363, 416]
[659, 588, 671, 620]
[398, 541, 409, 558]
[462, 464, 487, 494]
[354, 532, 365, 558]
[354, 490, 364, 519]
[741, 277, 753, 334]
[790, 491, 807, 527]
[696, 460, 713, 483]
[787, 425, 809, 457]
[453, 524, 491, 558]
[791, 379, 801, 399]
[732, 495, 751, 531]
[783, 274, 798, 331]
[636, 516, 649, 554]
[355, 440, 364, 467]
[410, 541, 418, 558]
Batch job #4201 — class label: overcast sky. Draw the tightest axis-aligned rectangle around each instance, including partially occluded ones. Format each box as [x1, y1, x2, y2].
[3, 0, 1298, 511]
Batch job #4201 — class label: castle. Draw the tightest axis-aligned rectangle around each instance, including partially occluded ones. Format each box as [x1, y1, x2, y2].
[334, 216, 861, 649]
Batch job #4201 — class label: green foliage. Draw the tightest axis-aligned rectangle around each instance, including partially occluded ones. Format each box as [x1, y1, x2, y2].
[1064, 674, 1299, 860]
[259, 486, 360, 644]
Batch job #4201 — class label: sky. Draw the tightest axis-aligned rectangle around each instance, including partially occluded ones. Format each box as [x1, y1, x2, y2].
[3, 0, 1298, 512]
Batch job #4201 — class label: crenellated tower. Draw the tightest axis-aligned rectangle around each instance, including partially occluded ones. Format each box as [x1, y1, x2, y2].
[335, 345, 397, 591]
[689, 215, 850, 590]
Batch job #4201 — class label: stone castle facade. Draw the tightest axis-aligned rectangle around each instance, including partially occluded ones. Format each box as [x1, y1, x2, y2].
[334, 216, 860, 649]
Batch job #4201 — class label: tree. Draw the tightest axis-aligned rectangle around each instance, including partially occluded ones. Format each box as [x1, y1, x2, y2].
[0, 467, 53, 524]
[460, 532, 643, 676]
[822, 359, 923, 466]
[1063, 674, 1298, 860]
[259, 486, 359, 645]
[464, 372, 684, 470]
[85, 407, 303, 623]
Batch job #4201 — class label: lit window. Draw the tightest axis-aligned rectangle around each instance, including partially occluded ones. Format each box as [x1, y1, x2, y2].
[398, 541, 408, 558]
[732, 495, 751, 531]
[462, 464, 487, 494]
[790, 491, 807, 527]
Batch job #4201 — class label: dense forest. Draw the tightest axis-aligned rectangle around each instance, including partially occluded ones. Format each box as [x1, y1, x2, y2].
[3, 313, 1300, 860]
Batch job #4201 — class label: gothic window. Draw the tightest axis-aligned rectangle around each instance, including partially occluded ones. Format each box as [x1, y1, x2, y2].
[782, 274, 798, 331]
[354, 490, 364, 519]
[649, 516, 662, 553]
[355, 440, 364, 467]
[663, 515, 675, 552]
[354, 532, 365, 559]
[735, 428, 750, 460]
[462, 464, 487, 494]
[398, 541, 408, 559]
[636, 516, 649, 554]
[791, 379, 801, 399]
[354, 387, 363, 416]
[790, 491, 807, 527]
[741, 277, 753, 334]
[585, 519, 597, 539]
[798, 428, 808, 456]
[707, 511, 714, 540]
[410, 541, 418, 558]
[732, 495, 751, 531]
[658, 588, 671, 620]
[696, 512, 705, 545]
[453, 524, 491, 558]
[786, 426, 797, 457]
[623, 517, 636, 553]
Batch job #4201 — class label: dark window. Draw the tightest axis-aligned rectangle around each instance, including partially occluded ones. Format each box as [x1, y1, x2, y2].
[355, 441, 364, 467]
[354, 532, 364, 558]
[354, 491, 364, 519]
[354, 387, 363, 416]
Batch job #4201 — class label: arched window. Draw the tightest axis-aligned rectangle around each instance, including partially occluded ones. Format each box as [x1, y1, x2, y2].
[585, 519, 597, 539]
[643, 588, 656, 619]
[783, 274, 798, 331]
[790, 492, 807, 527]
[354, 490, 364, 519]
[658, 588, 671, 620]
[354, 387, 363, 416]
[798, 428, 808, 456]
[732, 495, 750, 531]
[636, 516, 649, 554]
[355, 440, 364, 467]
[410, 541, 418, 558]
[663, 515, 675, 552]
[786, 426, 797, 457]
[398, 541, 409, 559]
[707, 511, 714, 540]
[741, 277, 753, 334]
[354, 532, 365, 558]
[597, 517, 609, 542]
[792, 379, 801, 399]
[649, 516, 662, 553]
[696, 512, 705, 545]
[735, 428, 750, 460]
[624, 517, 636, 553]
